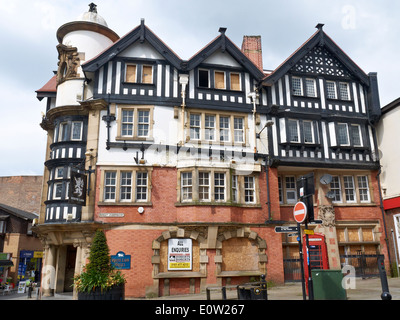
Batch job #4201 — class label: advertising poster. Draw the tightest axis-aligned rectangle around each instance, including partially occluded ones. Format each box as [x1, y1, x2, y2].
[168, 238, 192, 271]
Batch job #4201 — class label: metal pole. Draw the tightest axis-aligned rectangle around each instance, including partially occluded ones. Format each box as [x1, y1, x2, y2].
[297, 222, 306, 300]
[391, 229, 400, 277]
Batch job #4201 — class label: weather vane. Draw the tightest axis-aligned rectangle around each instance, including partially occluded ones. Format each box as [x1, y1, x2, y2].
[88, 3, 97, 13]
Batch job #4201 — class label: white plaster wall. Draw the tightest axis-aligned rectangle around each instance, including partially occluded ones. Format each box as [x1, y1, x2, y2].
[376, 107, 400, 200]
[118, 41, 165, 60]
[55, 79, 84, 107]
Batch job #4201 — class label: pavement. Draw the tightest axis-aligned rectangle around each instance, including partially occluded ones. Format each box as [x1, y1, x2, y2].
[1, 276, 400, 301]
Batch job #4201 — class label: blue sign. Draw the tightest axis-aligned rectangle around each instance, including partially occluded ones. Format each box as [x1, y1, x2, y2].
[111, 251, 131, 270]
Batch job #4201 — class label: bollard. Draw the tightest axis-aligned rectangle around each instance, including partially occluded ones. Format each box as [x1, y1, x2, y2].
[377, 255, 392, 300]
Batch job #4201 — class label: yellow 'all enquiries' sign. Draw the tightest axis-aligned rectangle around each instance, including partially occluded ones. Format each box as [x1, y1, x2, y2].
[168, 238, 192, 271]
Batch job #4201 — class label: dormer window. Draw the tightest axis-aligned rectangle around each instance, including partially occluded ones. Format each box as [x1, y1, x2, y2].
[214, 71, 226, 89]
[339, 82, 350, 100]
[230, 73, 241, 91]
[125, 64, 153, 84]
[198, 69, 209, 88]
[292, 77, 303, 96]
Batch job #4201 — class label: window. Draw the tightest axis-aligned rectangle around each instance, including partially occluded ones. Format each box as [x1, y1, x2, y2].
[214, 173, 226, 201]
[198, 69, 209, 88]
[55, 167, 64, 179]
[142, 65, 153, 84]
[350, 125, 362, 147]
[233, 117, 244, 143]
[121, 110, 134, 136]
[330, 176, 342, 202]
[181, 172, 193, 201]
[339, 82, 350, 100]
[292, 77, 303, 96]
[187, 112, 247, 144]
[126, 64, 137, 83]
[303, 121, 315, 144]
[230, 73, 241, 91]
[219, 116, 230, 142]
[190, 114, 201, 140]
[101, 169, 151, 204]
[343, 176, 356, 202]
[137, 110, 150, 137]
[0, 220, 5, 234]
[205, 115, 216, 141]
[288, 119, 300, 143]
[58, 122, 69, 142]
[136, 172, 148, 201]
[285, 176, 297, 204]
[120, 172, 132, 201]
[71, 122, 83, 140]
[179, 169, 258, 205]
[337, 123, 350, 146]
[232, 175, 238, 203]
[357, 176, 370, 202]
[104, 172, 117, 201]
[214, 71, 225, 89]
[199, 172, 210, 201]
[305, 78, 317, 97]
[278, 177, 283, 203]
[244, 176, 255, 203]
[117, 107, 153, 140]
[326, 81, 337, 99]
[53, 183, 63, 200]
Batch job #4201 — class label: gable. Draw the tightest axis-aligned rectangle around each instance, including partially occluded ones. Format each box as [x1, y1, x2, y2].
[203, 50, 241, 68]
[118, 40, 165, 60]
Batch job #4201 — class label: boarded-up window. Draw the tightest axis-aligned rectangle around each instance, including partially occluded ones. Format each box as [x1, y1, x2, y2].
[142, 65, 153, 84]
[348, 228, 360, 242]
[230, 73, 240, 91]
[337, 229, 346, 242]
[126, 65, 137, 83]
[215, 71, 225, 89]
[362, 228, 374, 242]
[222, 238, 258, 271]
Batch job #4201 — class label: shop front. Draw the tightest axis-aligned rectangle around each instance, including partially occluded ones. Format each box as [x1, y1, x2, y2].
[18, 250, 42, 284]
[0, 253, 14, 289]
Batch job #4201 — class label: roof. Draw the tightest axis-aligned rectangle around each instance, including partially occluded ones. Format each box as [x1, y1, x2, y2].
[0, 203, 38, 221]
[36, 75, 57, 101]
[83, 19, 182, 72]
[262, 25, 370, 86]
[381, 97, 400, 115]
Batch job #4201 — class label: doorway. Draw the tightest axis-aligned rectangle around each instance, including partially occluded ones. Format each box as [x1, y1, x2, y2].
[64, 245, 76, 292]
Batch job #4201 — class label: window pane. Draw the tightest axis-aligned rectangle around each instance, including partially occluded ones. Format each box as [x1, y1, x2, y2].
[292, 77, 302, 96]
[330, 176, 342, 202]
[288, 120, 299, 142]
[122, 110, 134, 136]
[120, 172, 132, 201]
[142, 65, 153, 84]
[54, 183, 63, 199]
[357, 176, 370, 202]
[350, 125, 362, 146]
[219, 116, 230, 142]
[190, 114, 201, 140]
[181, 172, 192, 201]
[199, 70, 209, 88]
[138, 110, 150, 137]
[136, 172, 148, 201]
[343, 176, 355, 202]
[230, 73, 240, 91]
[59, 122, 68, 142]
[339, 83, 350, 100]
[244, 176, 255, 203]
[71, 122, 83, 140]
[326, 81, 337, 99]
[104, 172, 116, 200]
[215, 71, 225, 89]
[285, 176, 296, 204]
[199, 172, 210, 201]
[232, 175, 238, 202]
[305, 79, 316, 97]
[205, 115, 215, 141]
[337, 123, 349, 145]
[234, 117, 244, 142]
[126, 65, 137, 83]
[303, 121, 314, 143]
[214, 173, 225, 201]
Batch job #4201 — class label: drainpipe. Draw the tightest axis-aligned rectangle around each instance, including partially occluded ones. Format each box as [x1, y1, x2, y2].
[248, 90, 259, 154]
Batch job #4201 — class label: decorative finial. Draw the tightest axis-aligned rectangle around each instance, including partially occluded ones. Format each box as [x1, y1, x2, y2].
[88, 3, 97, 13]
[315, 23, 324, 31]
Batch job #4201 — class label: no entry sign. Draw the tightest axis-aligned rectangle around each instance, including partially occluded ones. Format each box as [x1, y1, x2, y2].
[293, 201, 307, 223]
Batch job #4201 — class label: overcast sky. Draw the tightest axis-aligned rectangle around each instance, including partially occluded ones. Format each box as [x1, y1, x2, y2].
[0, 0, 398, 177]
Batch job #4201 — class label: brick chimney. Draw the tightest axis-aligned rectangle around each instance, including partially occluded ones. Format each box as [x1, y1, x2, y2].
[241, 35, 263, 71]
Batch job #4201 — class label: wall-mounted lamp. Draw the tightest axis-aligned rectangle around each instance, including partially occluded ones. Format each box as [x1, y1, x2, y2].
[256, 120, 274, 139]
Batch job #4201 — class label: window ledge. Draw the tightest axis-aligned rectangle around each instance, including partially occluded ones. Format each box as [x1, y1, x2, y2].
[97, 201, 153, 207]
[154, 272, 206, 279]
[175, 202, 261, 208]
[217, 271, 262, 278]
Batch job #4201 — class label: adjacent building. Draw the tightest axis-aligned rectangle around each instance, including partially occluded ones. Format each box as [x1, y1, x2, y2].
[35, 4, 388, 299]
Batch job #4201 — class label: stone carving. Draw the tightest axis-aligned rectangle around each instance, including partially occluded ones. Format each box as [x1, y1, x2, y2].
[319, 205, 335, 227]
[56, 44, 81, 84]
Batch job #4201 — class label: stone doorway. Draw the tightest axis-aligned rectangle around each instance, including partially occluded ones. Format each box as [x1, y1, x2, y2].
[64, 245, 76, 292]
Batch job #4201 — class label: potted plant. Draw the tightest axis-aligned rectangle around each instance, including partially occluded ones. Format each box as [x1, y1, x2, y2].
[74, 229, 126, 300]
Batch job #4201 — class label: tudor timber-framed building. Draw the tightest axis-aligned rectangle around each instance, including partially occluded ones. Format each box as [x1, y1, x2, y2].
[35, 4, 388, 299]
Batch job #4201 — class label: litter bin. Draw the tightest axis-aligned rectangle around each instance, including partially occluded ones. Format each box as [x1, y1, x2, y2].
[311, 269, 346, 300]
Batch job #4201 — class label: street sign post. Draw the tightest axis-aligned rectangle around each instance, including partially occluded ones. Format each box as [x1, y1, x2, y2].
[293, 201, 307, 223]
[274, 226, 299, 233]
